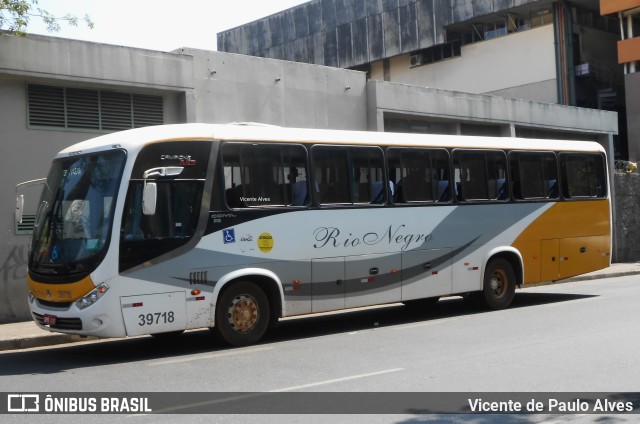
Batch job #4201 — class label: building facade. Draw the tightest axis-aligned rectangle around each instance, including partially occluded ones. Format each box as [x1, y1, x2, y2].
[219, 0, 627, 157]
[600, 0, 640, 160]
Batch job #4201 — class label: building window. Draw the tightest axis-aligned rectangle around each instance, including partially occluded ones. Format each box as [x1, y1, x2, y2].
[410, 41, 461, 67]
[27, 84, 163, 131]
[447, 8, 554, 47]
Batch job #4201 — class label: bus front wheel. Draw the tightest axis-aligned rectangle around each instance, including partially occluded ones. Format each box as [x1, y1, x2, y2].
[214, 281, 270, 347]
[477, 258, 516, 310]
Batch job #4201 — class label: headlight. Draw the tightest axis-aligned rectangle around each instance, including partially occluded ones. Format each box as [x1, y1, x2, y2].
[75, 283, 109, 310]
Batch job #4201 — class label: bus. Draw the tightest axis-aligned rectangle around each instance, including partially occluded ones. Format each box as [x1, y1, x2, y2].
[21, 123, 611, 346]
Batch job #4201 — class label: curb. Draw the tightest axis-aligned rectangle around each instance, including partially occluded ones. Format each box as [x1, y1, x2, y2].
[0, 334, 98, 352]
[560, 269, 640, 283]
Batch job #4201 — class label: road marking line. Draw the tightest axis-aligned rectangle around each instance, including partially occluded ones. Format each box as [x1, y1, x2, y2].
[268, 368, 404, 392]
[147, 346, 273, 366]
[148, 370, 404, 414]
[149, 393, 264, 414]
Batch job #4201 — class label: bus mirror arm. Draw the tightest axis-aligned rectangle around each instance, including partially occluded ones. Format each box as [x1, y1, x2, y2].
[143, 167, 184, 179]
[142, 167, 184, 216]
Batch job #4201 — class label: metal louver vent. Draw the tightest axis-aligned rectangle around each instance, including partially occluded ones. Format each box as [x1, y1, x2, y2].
[101, 91, 133, 130]
[16, 214, 36, 235]
[133, 94, 163, 128]
[28, 85, 65, 127]
[27, 84, 164, 131]
[67, 88, 99, 129]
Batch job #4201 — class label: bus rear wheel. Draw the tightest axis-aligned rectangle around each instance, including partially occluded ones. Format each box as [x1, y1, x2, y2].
[477, 258, 516, 310]
[214, 281, 270, 347]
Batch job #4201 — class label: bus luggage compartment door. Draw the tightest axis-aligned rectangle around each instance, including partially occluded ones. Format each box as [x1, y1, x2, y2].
[401, 248, 452, 300]
[559, 235, 610, 278]
[311, 258, 345, 313]
[120, 292, 187, 336]
[345, 253, 401, 308]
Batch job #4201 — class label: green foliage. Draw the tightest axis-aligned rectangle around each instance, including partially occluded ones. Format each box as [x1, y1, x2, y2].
[0, 0, 93, 35]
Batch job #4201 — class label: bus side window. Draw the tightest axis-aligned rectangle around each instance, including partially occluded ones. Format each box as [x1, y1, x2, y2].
[387, 147, 450, 204]
[350, 147, 385, 204]
[221, 142, 309, 208]
[453, 149, 507, 202]
[560, 153, 606, 199]
[510, 151, 558, 200]
[312, 146, 385, 205]
[313, 146, 350, 204]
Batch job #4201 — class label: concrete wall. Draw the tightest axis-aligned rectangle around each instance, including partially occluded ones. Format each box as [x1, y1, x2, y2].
[367, 79, 618, 136]
[180, 49, 368, 130]
[0, 32, 193, 90]
[381, 25, 558, 103]
[613, 173, 640, 262]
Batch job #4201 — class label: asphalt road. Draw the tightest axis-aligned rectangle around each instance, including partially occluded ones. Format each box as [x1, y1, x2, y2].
[1, 275, 639, 423]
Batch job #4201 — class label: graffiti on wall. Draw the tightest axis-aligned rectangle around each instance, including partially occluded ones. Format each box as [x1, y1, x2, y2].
[0, 244, 29, 320]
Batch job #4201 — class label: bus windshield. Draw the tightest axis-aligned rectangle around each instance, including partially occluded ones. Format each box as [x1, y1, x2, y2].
[29, 150, 127, 277]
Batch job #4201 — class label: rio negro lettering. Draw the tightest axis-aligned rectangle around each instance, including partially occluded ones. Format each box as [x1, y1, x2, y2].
[313, 225, 432, 251]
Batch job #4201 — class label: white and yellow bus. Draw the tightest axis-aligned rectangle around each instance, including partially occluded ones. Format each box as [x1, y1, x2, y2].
[22, 123, 611, 346]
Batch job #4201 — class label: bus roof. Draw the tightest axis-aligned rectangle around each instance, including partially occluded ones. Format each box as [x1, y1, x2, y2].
[57, 123, 606, 157]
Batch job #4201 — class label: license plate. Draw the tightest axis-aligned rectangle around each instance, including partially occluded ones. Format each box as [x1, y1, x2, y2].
[43, 314, 57, 326]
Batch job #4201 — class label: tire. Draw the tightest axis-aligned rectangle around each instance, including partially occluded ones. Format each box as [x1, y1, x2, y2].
[214, 281, 270, 347]
[478, 258, 516, 310]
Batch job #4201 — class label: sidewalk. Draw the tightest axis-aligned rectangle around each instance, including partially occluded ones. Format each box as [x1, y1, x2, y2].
[2, 263, 639, 352]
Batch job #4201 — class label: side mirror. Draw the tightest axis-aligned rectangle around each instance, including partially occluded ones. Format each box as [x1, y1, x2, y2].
[142, 182, 157, 216]
[15, 194, 24, 224]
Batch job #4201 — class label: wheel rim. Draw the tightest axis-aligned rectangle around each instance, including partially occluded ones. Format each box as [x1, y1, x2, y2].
[227, 294, 259, 333]
[489, 269, 508, 298]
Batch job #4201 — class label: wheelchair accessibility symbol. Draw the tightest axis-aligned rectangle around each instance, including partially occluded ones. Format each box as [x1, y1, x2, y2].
[223, 228, 236, 244]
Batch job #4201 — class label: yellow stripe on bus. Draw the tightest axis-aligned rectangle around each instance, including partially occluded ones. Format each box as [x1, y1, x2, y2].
[28, 274, 96, 302]
[513, 200, 611, 284]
